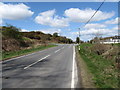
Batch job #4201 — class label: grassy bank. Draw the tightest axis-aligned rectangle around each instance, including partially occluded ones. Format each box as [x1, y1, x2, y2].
[2, 44, 57, 60]
[78, 43, 119, 88]
[75, 46, 95, 88]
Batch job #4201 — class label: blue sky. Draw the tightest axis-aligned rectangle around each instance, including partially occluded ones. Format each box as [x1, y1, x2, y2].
[0, 2, 118, 41]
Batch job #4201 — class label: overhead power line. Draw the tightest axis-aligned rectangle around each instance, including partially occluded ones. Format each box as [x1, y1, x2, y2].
[78, 0, 106, 38]
[77, 0, 106, 42]
[84, 0, 106, 27]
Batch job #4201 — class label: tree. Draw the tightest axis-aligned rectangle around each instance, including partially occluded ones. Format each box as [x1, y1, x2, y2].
[67, 39, 73, 44]
[53, 32, 58, 37]
[76, 37, 80, 44]
[91, 30, 104, 44]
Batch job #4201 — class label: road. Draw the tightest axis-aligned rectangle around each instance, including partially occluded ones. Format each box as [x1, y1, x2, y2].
[2, 44, 78, 88]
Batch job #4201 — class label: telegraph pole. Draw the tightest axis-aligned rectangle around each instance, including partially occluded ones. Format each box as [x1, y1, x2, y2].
[78, 28, 80, 44]
[78, 28, 81, 51]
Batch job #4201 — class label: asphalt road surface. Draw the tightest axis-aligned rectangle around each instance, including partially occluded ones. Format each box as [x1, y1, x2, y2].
[2, 44, 78, 88]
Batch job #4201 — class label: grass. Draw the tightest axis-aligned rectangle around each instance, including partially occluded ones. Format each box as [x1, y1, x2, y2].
[22, 37, 34, 42]
[112, 43, 120, 46]
[2, 44, 57, 60]
[78, 43, 119, 88]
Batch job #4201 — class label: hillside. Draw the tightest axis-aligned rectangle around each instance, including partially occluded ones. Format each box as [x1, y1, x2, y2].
[1, 25, 73, 52]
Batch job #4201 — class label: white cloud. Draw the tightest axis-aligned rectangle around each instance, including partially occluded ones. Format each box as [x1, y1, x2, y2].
[71, 27, 118, 41]
[67, 29, 71, 31]
[0, 19, 3, 25]
[21, 29, 29, 32]
[81, 28, 109, 35]
[35, 28, 61, 34]
[71, 32, 79, 35]
[35, 9, 69, 28]
[64, 8, 114, 23]
[104, 17, 119, 24]
[71, 29, 108, 36]
[21, 28, 61, 34]
[84, 23, 106, 29]
[112, 26, 118, 30]
[0, 2, 34, 20]
[40, 9, 55, 17]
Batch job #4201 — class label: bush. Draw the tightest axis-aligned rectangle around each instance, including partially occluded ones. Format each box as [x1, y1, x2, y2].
[2, 25, 29, 49]
[2, 25, 22, 40]
[90, 44, 111, 55]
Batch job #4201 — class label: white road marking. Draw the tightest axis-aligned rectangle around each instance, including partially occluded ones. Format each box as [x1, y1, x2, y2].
[54, 46, 64, 53]
[54, 49, 61, 53]
[71, 46, 75, 88]
[23, 55, 50, 69]
[1, 46, 63, 63]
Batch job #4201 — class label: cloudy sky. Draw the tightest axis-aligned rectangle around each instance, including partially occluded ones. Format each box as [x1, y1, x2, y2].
[0, 2, 119, 41]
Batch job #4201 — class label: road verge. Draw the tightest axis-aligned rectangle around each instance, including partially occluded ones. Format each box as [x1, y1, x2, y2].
[2, 45, 57, 61]
[75, 46, 95, 88]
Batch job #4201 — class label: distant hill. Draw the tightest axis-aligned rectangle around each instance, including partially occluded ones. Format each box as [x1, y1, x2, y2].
[1, 25, 73, 52]
[22, 31, 73, 44]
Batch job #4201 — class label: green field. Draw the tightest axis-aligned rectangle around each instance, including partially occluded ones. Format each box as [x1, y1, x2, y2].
[78, 43, 119, 88]
[2, 44, 57, 60]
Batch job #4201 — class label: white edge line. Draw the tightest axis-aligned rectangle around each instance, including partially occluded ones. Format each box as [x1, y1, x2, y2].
[23, 55, 50, 69]
[71, 46, 75, 88]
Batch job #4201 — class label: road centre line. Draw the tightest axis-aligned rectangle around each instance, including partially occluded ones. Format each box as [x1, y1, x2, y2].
[54, 49, 61, 53]
[1, 46, 63, 63]
[23, 55, 50, 69]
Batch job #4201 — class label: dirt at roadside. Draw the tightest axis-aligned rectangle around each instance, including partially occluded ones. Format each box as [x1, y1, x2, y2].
[75, 47, 95, 88]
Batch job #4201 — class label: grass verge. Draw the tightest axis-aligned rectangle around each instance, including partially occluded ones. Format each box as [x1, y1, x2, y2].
[78, 43, 119, 88]
[2, 44, 57, 60]
[75, 46, 95, 88]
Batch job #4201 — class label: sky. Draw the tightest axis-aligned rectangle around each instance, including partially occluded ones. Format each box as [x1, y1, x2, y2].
[0, 2, 119, 41]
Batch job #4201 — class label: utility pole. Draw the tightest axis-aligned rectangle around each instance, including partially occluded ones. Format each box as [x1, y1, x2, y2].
[78, 28, 80, 44]
[78, 28, 81, 51]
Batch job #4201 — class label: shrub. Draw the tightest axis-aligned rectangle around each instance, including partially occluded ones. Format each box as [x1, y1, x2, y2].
[2, 25, 22, 40]
[90, 44, 111, 55]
